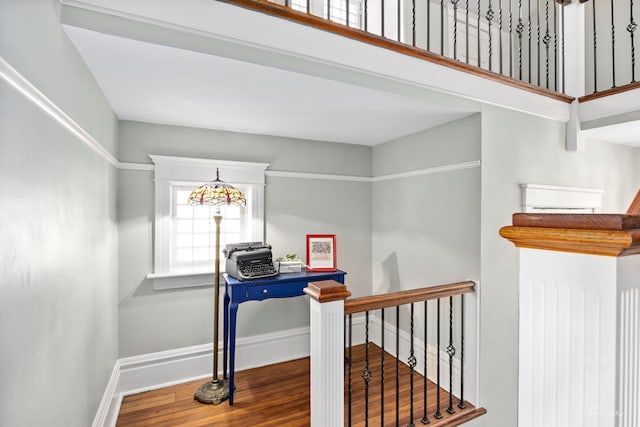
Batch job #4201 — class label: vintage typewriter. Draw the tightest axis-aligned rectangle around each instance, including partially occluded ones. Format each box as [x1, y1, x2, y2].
[224, 242, 279, 281]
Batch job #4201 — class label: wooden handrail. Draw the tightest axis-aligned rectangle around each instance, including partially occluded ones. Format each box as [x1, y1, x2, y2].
[344, 280, 476, 314]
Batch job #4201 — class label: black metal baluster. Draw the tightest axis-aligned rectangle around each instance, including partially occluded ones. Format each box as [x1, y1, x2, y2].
[499, 0, 504, 73]
[306, 0, 310, 14]
[363, 311, 372, 427]
[517, 0, 524, 80]
[348, 313, 353, 427]
[528, 0, 532, 82]
[427, 0, 431, 50]
[628, 0, 637, 82]
[466, 0, 470, 63]
[434, 299, 442, 419]
[381, 308, 385, 427]
[458, 295, 467, 409]
[327, 0, 331, 22]
[544, 0, 551, 88]
[408, 304, 417, 427]
[477, 0, 482, 67]
[487, 0, 495, 71]
[381, 0, 385, 37]
[510, 0, 514, 77]
[396, 306, 400, 427]
[537, 0, 541, 85]
[422, 301, 429, 425]
[397, 0, 401, 42]
[553, 0, 557, 91]
[611, 0, 617, 87]
[346, 0, 350, 26]
[452, 0, 460, 61]
[446, 297, 455, 414]
[364, 0, 368, 31]
[561, 1, 565, 93]
[441, 0, 445, 55]
[593, 0, 599, 92]
[412, 0, 416, 46]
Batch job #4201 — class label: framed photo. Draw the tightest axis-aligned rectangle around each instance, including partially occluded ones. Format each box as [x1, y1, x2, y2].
[306, 234, 337, 272]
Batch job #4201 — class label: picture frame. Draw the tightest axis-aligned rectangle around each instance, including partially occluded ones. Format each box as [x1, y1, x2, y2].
[306, 234, 337, 272]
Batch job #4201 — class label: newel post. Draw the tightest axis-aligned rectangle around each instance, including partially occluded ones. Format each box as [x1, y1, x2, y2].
[500, 213, 640, 427]
[304, 280, 351, 427]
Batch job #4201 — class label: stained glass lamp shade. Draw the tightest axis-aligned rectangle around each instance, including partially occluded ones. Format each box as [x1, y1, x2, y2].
[188, 168, 245, 405]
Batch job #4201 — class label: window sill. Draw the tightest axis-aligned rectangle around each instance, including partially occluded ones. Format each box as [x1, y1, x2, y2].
[147, 271, 221, 291]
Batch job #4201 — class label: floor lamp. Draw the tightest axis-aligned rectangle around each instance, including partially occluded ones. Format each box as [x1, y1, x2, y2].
[188, 168, 246, 405]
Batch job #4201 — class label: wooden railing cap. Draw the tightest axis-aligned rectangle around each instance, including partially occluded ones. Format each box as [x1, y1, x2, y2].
[304, 280, 351, 303]
[500, 213, 640, 257]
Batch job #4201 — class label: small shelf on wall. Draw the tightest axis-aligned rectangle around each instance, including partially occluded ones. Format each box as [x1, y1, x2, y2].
[520, 184, 604, 213]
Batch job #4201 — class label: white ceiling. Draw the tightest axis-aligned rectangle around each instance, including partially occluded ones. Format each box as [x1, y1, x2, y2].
[64, 25, 474, 146]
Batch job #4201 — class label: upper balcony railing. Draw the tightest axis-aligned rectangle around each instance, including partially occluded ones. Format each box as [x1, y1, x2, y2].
[223, 0, 639, 102]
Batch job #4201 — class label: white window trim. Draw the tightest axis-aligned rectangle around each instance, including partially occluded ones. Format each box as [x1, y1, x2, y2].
[520, 183, 604, 213]
[148, 155, 269, 290]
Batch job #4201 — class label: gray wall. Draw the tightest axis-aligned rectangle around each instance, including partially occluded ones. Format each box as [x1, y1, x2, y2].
[0, 1, 118, 426]
[117, 121, 372, 356]
[477, 104, 640, 427]
[372, 114, 482, 295]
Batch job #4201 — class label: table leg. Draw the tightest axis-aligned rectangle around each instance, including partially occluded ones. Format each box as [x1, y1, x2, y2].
[228, 302, 239, 405]
[223, 287, 230, 380]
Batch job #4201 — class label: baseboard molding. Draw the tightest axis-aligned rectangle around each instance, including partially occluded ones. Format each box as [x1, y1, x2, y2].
[94, 325, 312, 427]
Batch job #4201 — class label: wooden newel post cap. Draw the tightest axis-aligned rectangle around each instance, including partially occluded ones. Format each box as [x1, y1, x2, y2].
[499, 213, 640, 257]
[304, 280, 351, 303]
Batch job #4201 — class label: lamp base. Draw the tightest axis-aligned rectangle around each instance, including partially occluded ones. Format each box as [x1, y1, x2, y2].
[193, 379, 230, 405]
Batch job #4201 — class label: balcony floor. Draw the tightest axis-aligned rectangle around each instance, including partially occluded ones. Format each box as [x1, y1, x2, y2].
[116, 344, 485, 426]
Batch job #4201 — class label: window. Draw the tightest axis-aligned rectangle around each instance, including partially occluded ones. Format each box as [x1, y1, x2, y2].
[148, 155, 269, 290]
[290, 0, 363, 28]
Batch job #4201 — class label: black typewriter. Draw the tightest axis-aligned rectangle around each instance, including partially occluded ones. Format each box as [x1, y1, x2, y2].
[224, 242, 279, 281]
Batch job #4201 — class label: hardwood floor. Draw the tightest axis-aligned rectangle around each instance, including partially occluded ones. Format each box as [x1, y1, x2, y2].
[116, 344, 485, 426]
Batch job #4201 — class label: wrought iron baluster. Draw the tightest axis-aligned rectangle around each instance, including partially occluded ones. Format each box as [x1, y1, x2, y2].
[363, 311, 372, 426]
[593, 0, 598, 92]
[348, 314, 353, 427]
[537, 0, 541, 86]
[553, 0, 557, 91]
[397, 0, 401, 42]
[458, 295, 467, 409]
[412, 0, 416, 45]
[327, 0, 331, 22]
[427, 0, 431, 50]
[487, 0, 495, 71]
[611, 0, 617, 87]
[517, 0, 525, 80]
[561, 2, 565, 93]
[441, 0, 445, 55]
[422, 301, 429, 424]
[452, 0, 460, 61]
[629, 0, 637, 82]
[528, 0, 532, 82]
[381, 0, 385, 37]
[396, 306, 400, 427]
[408, 304, 417, 427]
[510, 0, 514, 77]
[499, 0, 504, 74]
[347, 0, 350, 26]
[434, 299, 443, 419]
[477, 0, 482, 67]
[364, 0, 368, 31]
[381, 308, 385, 427]
[466, 0, 470, 63]
[446, 296, 455, 414]
[306, 0, 309, 14]
[544, 0, 551, 88]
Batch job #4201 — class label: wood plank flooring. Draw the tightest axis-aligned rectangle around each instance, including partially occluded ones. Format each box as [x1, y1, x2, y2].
[117, 344, 485, 426]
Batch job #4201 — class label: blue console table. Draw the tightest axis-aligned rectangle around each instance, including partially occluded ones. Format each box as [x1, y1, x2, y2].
[222, 269, 346, 405]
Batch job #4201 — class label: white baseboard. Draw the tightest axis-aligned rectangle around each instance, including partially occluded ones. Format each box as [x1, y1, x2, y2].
[93, 326, 311, 427]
